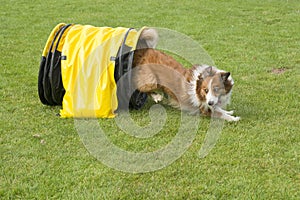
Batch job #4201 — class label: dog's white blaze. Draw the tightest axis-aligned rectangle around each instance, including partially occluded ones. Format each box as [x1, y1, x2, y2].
[206, 79, 218, 106]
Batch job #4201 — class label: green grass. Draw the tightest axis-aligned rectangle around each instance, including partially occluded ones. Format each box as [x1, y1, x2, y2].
[1, 0, 300, 199]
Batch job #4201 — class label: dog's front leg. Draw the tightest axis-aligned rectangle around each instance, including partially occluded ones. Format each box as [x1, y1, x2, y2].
[213, 107, 240, 122]
[215, 107, 234, 115]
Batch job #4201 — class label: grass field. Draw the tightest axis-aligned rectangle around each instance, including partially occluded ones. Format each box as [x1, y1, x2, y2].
[1, 0, 300, 199]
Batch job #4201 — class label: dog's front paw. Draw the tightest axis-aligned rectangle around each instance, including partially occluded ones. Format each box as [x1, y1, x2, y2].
[221, 113, 240, 122]
[228, 116, 241, 122]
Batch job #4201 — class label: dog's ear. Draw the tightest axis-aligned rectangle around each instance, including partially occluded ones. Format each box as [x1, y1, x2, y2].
[197, 74, 203, 82]
[206, 66, 212, 74]
[196, 74, 204, 86]
[196, 74, 204, 94]
[221, 72, 230, 82]
[203, 66, 213, 77]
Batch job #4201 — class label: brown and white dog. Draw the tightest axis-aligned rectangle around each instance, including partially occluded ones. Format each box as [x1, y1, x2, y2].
[132, 29, 240, 121]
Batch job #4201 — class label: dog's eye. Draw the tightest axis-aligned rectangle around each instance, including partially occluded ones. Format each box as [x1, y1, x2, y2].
[204, 89, 209, 93]
[214, 87, 219, 92]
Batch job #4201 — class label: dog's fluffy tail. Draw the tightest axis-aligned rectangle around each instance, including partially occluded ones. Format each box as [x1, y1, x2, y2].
[137, 28, 159, 49]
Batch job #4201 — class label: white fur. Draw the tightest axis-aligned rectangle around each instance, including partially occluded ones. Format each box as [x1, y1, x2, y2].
[151, 93, 163, 103]
[206, 79, 218, 106]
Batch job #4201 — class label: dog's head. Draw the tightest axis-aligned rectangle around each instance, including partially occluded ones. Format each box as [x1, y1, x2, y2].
[190, 66, 234, 108]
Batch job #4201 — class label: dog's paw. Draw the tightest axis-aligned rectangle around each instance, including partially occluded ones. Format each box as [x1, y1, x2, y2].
[151, 93, 163, 103]
[228, 116, 241, 122]
[221, 114, 240, 122]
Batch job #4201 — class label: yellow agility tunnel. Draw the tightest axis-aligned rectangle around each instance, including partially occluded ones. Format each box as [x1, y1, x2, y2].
[38, 23, 148, 118]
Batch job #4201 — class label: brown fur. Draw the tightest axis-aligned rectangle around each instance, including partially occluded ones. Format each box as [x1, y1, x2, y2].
[133, 48, 189, 77]
[132, 48, 197, 111]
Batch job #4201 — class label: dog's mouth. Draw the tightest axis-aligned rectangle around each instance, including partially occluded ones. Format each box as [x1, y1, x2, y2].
[207, 103, 216, 110]
[206, 99, 222, 110]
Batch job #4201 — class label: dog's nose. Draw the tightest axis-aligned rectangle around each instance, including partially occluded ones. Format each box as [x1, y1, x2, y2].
[208, 101, 214, 106]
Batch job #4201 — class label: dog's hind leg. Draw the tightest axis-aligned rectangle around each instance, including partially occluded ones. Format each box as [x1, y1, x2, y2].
[150, 92, 163, 103]
[135, 81, 163, 103]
